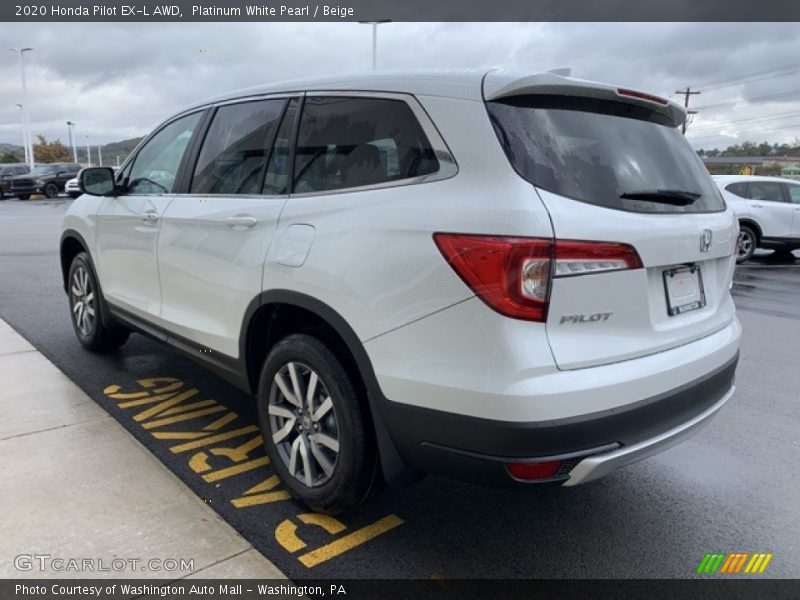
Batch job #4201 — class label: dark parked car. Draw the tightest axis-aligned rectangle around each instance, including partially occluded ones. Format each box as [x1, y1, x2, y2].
[10, 163, 82, 199]
[0, 163, 30, 199]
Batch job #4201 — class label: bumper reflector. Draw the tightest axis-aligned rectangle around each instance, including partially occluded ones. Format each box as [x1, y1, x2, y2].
[506, 460, 563, 481]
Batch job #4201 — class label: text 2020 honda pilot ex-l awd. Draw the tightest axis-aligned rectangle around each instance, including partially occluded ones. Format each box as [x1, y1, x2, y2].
[61, 70, 741, 513]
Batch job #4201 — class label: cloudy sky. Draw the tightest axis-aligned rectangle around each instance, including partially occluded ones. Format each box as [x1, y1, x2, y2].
[1, 22, 799, 155]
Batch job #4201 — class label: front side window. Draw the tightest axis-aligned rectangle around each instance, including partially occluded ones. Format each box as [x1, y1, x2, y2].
[192, 99, 286, 194]
[293, 96, 439, 194]
[746, 181, 785, 202]
[127, 112, 202, 195]
[488, 95, 725, 213]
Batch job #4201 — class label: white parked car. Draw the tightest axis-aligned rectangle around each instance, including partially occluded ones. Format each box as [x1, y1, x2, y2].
[64, 176, 81, 199]
[713, 175, 800, 262]
[60, 70, 740, 512]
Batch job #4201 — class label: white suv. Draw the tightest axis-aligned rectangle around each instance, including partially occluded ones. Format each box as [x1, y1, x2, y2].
[61, 70, 741, 513]
[713, 175, 800, 262]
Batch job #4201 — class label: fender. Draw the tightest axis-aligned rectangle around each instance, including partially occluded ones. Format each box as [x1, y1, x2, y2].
[240, 290, 419, 486]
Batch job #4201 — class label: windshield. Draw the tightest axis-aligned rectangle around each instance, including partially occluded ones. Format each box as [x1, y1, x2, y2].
[29, 165, 61, 175]
[487, 95, 724, 213]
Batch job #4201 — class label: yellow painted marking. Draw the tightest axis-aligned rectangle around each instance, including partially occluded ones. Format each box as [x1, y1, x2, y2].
[210, 435, 263, 462]
[733, 553, 750, 573]
[142, 405, 228, 429]
[204, 412, 238, 431]
[152, 431, 210, 440]
[118, 391, 179, 409]
[169, 426, 259, 453]
[104, 378, 182, 399]
[298, 515, 404, 568]
[230, 475, 290, 507]
[202, 457, 269, 482]
[103, 384, 149, 400]
[189, 452, 213, 474]
[160, 399, 218, 416]
[134, 389, 199, 422]
[276, 520, 306, 553]
[232, 490, 291, 507]
[758, 554, 773, 573]
[298, 513, 347, 534]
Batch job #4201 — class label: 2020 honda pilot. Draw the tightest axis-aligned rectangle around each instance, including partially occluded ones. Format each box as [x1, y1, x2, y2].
[61, 70, 741, 512]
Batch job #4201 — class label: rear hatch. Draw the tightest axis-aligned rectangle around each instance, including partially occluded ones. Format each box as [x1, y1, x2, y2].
[485, 72, 737, 370]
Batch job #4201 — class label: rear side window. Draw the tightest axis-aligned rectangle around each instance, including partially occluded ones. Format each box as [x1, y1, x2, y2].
[192, 99, 286, 194]
[293, 96, 439, 194]
[725, 182, 748, 197]
[747, 181, 785, 202]
[787, 183, 800, 204]
[487, 95, 725, 213]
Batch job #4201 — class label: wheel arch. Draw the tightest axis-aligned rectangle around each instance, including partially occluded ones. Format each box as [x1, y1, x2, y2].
[738, 218, 762, 243]
[60, 229, 91, 294]
[240, 290, 417, 486]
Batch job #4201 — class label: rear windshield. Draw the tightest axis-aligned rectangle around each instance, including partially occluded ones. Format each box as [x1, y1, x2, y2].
[487, 95, 724, 213]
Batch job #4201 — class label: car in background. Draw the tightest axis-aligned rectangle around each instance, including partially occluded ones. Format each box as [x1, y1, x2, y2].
[714, 175, 800, 263]
[0, 163, 30, 199]
[10, 163, 82, 200]
[66, 166, 118, 199]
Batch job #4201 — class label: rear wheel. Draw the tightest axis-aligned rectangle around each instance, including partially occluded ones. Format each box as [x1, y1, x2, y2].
[257, 333, 378, 514]
[43, 183, 59, 198]
[68, 252, 130, 352]
[736, 226, 756, 263]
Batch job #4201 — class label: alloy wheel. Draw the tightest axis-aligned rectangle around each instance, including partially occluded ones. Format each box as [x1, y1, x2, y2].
[268, 361, 340, 487]
[737, 230, 754, 260]
[70, 266, 96, 337]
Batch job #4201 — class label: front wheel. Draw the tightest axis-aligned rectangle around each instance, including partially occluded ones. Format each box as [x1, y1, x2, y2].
[68, 252, 130, 352]
[43, 183, 59, 198]
[257, 334, 378, 514]
[17, 194, 29, 200]
[736, 226, 756, 263]
[68, 192, 81, 199]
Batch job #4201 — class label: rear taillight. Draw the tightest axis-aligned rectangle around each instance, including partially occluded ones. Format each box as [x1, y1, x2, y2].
[434, 233, 642, 322]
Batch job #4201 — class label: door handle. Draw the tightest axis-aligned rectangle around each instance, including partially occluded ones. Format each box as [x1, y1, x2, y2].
[142, 211, 159, 224]
[751, 203, 764, 208]
[226, 216, 257, 229]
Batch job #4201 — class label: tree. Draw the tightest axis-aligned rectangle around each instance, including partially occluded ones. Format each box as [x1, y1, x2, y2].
[33, 135, 73, 163]
[0, 150, 22, 163]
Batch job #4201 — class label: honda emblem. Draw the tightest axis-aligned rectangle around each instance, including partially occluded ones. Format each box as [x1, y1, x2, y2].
[700, 229, 713, 252]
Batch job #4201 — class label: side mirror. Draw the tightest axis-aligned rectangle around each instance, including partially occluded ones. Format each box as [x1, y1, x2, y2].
[79, 167, 117, 196]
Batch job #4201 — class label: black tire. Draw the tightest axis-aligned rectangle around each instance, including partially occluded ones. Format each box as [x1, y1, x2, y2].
[67, 252, 130, 352]
[0, 190, 5, 200]
[68, 192, 81, 199]
[256, 333, 378, 514]
[736, 225, 756, 263]
[17, 194, 29, 200]
[43, 183, 59, 198]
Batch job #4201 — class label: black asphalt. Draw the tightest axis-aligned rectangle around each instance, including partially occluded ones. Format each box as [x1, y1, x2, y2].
[1, 198, 798, 580]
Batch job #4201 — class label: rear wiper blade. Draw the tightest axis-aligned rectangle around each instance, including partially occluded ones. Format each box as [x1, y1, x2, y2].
[619, 189, 702, 205]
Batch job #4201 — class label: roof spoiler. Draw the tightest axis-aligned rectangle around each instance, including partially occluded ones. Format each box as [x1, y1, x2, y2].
[484, 70, 686, 128]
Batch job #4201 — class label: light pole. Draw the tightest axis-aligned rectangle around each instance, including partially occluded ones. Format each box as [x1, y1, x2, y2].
[66, 121, 77, 163]
[85, 136, 91, 166]
[98, 145, 103, 166]
[358, 21, 391, 70]
[15, 104, 29, 165]
[9, 47, 35, 169]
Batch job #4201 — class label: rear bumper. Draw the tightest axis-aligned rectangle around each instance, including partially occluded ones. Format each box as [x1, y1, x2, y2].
[564, 382, 734, 486]
[377, 352, 738, 485]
